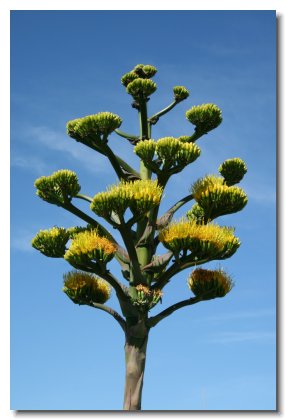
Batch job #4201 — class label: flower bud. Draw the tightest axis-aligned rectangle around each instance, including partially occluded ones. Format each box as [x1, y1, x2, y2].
[35, 170, 81, 205]
[156, 137, 182, 162]
[31, 227, 70, 258]
[63, 271, 111, 304]
[186, 203, 205, 224]
[218, 158, 247, 186]
[188, 268, 233, 299]
[173, 86, 189, 101]
[134, 140, 156, 162]
[126, 78, 157, 99]
[66, 118, 83, 141]
[132, 64, 157, 79]
[121, 71, 139, 87]
[186, 104, 222, 134]
[142, 65, 157, 78]
[175, 142, 201, 166]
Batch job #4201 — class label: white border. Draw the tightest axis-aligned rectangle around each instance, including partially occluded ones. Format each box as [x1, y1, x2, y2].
[2, 1, 284, 419]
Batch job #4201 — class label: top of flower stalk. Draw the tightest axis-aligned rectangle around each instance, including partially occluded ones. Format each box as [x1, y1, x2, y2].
[133, 64, 157, 78]
[173, 86, 190, 101]
[218, 158, 247, 186]
[121, 64, 157, 87]
[186, 104, 222, 134]
[63, 270, 111, 304]
[34, 169, 81, 206]
[67, 112, 122, 141]
[188, 267, 233, 299]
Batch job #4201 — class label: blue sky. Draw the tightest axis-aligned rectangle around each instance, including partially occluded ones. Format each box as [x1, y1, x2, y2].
[10, 10, 276, 410]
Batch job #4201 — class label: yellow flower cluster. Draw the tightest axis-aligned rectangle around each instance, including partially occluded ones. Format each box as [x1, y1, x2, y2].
[64, 230, 117, 266]
[188, 268, 233, 298]
[192, 175, 247, 219]
[31, 227, 70, 258]
[158, 219, 240, 259]
[90, 179, 163, 219]
[35, 169, 81, 205]
[63, 271, 111, 304]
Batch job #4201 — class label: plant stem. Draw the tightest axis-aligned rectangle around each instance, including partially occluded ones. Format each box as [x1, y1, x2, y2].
[123, 324, 149, 410]
[147, 297, 202, 328]
[87, 302, 127, 331]
[64, 202, 117, 243]
[75, 193, 93, 203]
[148, 99, 178, 125]
[101, 143, 125, 180]
[115, 129, 139, 141]
[136, 98, 152, 272]
[115, 156, 141, 179]
[118, 216, 143, 285]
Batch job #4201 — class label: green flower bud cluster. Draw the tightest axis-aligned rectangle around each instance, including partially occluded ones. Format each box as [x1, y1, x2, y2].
[121, 72, 139, 87]
[133, 140, 156, 162]
[35, 170, 81, 205]
[188, 268, 233, 299]
[31, 227, 70, 258]
[192, 175, 248, 219]
[158, 219, 240, 260]
[157, 137, 201, 168]
[126, 78, 157, 100]
[134, 137, 201, 170]
[67, 112, 122, 142]
[186, 104, 222, 134]
[173, 86, 190, 101]
[133, 64, 157, 78]
[64, 230, 117, 267]
[121, 64, 157, 87]
[219, 158, 247, 186]
[90, 179, 163, 220]
[186, 203, 206, 224]
[63, 271, 111, 304]
[131, 284, 163, 311]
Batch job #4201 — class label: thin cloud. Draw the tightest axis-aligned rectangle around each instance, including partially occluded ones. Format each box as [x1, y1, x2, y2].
[11, 155, 48, 175]
[194, 308, 275, 323]
[11, 230, 35, 253]
[206, 330, 275, 344]
[22, 125, 111, 174]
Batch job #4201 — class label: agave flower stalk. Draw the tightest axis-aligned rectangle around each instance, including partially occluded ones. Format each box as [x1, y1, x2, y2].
[32, 63, 247, 411]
